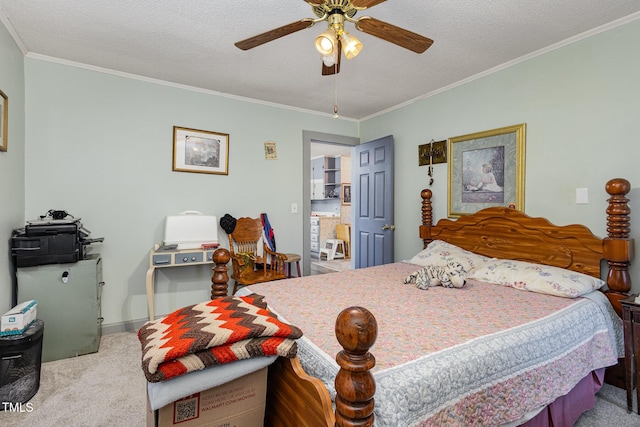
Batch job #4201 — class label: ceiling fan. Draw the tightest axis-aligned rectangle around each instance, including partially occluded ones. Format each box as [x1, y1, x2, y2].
[234, 0, 434, 75]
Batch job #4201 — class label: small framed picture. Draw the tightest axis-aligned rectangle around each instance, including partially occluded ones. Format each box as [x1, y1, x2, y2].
[342, 184, 351, 206]
[172, 126, 229, 175]
[264, 141, 277, 160]
[0, 89, 7, 152]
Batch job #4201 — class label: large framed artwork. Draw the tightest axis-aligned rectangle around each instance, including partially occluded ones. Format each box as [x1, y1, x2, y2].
[172, 126, 229, 175]
[0, 89, 7, 152]
[448, 123, 526, 217]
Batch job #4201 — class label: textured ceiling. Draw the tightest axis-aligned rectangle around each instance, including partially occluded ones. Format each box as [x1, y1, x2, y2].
[1, 1, 640, 119]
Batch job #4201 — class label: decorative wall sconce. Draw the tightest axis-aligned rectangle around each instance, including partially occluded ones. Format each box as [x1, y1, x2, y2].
[418, 139, 447, 186]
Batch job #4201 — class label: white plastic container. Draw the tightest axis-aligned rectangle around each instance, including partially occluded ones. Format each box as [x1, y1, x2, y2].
[163, 211, 218, 250]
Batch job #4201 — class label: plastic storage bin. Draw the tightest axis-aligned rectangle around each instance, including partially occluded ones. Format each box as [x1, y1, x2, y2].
[0, 319, 44, 407]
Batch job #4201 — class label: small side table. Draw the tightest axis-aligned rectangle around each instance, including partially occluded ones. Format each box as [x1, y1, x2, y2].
[621, 294, 640, 413]
[145, 245, 217, 321]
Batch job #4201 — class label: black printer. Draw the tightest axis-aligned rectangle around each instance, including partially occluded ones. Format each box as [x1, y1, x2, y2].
[11, 210, 103, 267]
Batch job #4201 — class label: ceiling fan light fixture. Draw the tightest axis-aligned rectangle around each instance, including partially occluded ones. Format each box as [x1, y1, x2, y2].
[340, 31, 362, 59]
[323, 49, 338, 67]
[315, 28, 337, 56]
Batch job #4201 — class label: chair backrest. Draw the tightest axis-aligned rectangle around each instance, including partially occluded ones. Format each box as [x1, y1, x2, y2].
[336, 223, 350, 243]
[228, 217, 263, 256]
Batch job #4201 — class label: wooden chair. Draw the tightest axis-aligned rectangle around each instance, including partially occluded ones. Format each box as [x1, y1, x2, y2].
[336, 223, 351, 259]
[228, 217, 287, 294]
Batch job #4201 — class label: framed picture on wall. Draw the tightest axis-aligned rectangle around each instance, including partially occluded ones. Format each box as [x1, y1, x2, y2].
[447, 123, 526, 217]
[172, 126, 229, 175]
[264, 141, 277, 160]
[342, 184, 351, 205]
[0, 89, 7, 152]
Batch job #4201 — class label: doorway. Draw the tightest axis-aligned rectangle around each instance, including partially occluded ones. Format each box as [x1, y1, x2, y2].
[302, 131, 359, 276]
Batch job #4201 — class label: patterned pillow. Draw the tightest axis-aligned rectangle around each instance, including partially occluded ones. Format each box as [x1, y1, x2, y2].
[468, 259, 605, 298]
[406, 240, 490, 273]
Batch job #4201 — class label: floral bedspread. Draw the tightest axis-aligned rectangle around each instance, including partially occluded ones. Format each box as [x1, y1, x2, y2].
[238, 262, 622, 426]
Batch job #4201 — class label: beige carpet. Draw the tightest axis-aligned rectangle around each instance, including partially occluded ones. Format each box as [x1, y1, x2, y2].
[2, 332, 146, 427]
[3, 330, 640, 426]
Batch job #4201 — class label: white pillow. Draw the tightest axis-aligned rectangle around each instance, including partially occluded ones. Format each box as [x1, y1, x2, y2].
[406, 240, 490, 273]
[467, 259, 605, 298]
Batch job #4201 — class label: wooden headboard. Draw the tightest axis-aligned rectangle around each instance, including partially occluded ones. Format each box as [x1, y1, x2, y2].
[419, 178, 634, 315]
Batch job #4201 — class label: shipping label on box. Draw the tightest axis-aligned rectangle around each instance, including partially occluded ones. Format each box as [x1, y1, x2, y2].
[1, 300, 37, 336]
[148, 367, 267, 427]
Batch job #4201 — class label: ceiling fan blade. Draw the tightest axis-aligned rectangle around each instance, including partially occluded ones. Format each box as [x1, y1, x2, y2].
[321, 61, 340, 75]
[350, 0, 387, 9]
[322, 40, 342, 75]
[235, 19, 315, 50]
[322, 57, 340, 76]
[355, 16, 433, 53]
[304, 0, 325, 5]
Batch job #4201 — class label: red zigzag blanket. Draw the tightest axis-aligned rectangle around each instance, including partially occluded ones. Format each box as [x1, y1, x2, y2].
[138, 293, 302, 383]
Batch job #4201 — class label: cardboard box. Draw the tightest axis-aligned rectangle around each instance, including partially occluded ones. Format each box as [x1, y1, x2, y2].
[1, 300, 37, 336]
[147, 367, 267, 427]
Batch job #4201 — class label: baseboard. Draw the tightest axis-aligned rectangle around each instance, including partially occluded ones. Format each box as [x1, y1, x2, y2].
[101, 317, 148, 335]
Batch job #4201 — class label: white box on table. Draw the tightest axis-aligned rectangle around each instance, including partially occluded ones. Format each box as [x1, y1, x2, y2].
[163, 211, 218, 250]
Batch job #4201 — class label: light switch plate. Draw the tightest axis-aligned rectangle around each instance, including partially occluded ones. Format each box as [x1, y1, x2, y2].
[576, 188, 588, 204]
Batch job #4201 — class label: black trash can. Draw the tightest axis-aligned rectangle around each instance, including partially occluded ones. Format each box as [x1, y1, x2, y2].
[0, 319, 44, 408]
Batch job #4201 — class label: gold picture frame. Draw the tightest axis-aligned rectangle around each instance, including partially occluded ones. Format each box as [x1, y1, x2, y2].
[172, 126, 229, 175]
[448, 123, 526, 217]
[0, 89, 7, 152]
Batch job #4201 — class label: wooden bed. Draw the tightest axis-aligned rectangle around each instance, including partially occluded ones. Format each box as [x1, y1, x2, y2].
[209, 178, 633, 427]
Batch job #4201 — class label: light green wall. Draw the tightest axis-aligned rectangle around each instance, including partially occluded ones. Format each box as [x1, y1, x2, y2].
[6, 17, 640, 327]
[361, 18, 640, 292]
[23, 59, 358, 325]
[0, 19, 25, 314]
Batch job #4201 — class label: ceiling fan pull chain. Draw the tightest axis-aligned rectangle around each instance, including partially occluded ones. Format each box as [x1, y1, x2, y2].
[333, 68, 339, 118]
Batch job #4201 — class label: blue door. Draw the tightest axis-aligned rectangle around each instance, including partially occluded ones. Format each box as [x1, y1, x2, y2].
[353, 135, 394, 268]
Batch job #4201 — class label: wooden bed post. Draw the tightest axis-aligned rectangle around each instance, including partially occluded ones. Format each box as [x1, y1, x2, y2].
[420, 188, 433, 248]
[210, 250, 380, 427]
[210, 248, 230, 298]
[603, 178, 634, 315]
[334, 307, 378, 427]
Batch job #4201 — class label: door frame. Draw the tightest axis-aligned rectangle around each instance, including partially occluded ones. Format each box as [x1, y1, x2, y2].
[303, 130, 359, 276]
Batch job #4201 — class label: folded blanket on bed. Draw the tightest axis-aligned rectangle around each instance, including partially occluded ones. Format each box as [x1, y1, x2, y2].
[138, 293, 302, 382]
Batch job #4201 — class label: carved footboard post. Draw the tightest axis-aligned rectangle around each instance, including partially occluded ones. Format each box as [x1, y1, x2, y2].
[603, 178, 634, 316]
[334, 307, 378, 427]
[210, 248, 230, 298]
[420, 189, 434, 249]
